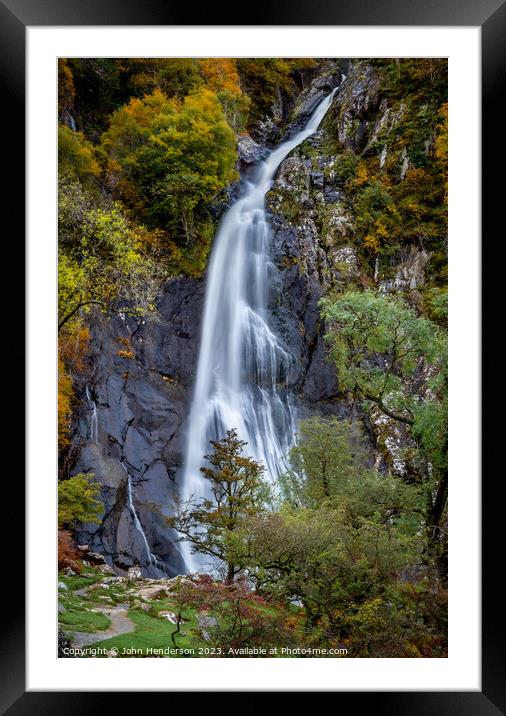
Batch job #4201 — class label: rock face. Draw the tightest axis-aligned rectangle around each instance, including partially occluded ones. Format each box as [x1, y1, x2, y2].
[74, 277, 205, 577]
[71, 60, 426, 577]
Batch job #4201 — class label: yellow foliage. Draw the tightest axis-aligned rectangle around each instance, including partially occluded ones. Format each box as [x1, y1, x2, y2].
[354, 163, 369, 188]
[58, 125, 100, 182]
[434, 102, 448, 204]
[199, 58, 242, 96]
[363, 234, 380, 252]
[58, 354, 74, 451]
[58, 59, 75, 115]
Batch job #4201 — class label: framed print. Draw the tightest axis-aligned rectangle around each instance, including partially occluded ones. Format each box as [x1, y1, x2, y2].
[3, 0, 503, 711]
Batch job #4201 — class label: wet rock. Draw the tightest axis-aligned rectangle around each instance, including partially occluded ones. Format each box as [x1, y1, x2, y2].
[237, 135, 269, 164]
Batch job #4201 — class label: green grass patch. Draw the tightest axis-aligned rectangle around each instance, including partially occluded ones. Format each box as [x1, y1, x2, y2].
[59, 607, 111, 634]
[83, 608, 204, 657]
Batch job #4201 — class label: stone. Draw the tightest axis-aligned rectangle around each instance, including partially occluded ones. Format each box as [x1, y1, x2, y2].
[237, 135, 269, 164]
[310, 171, 324, 189]
[58, 581, 68, 591]
[102, 576, 126, 586]
[127, 566, 142, 581]
[63, 567, 76, 576]
[86, 552, 106, 565]
[58, 602, 65, 613]
[135, 585, 168, 600]
[58, 628, 72, 658]
[97, 564, 115, 576]
[158, 610, 178, 623]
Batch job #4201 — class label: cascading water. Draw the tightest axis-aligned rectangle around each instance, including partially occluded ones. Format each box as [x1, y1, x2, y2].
[180, 89, 337, 572]
[120, 462, 166, 574]
[86, 385, 99, 443]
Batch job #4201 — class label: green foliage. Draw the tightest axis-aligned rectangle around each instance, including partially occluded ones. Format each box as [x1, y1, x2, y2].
[126, 58, 204, 100]
[375, 59, 447, 106]
[169, 430, 269, 582]
[320, 290, 440, 421]
[58, 174, 164, 331]
[236, 58, 317, 125]
[240, 495, 422, 644]
[58, 125, 100, 185]
[101, 88, 237, 242]
[283, 417, 421, 517]
[282, 417, 369, 503]
[320, 290, 447, 570]
[58, 473, 103, 529]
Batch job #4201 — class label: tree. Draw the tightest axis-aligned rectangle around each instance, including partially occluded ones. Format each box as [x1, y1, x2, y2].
[58, 125, 100, 186]
[169, 575, 296, 654]
[281, 417, 370, 504]
[58, 354, 74, 451]
[58, 176, 165, 331]
[58, 473, 103, 529]
[320, 290, 447, 574]
[101, 88, 237, 242]
[169, 430, 269, 583]
[239, 492, 422, 646]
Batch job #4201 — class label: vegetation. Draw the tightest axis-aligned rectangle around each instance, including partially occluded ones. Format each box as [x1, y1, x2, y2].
[58, 58, 448, 658]
[169, 430, 269, 584]
[320, 290, 447, 575]
[58, 473, 104, 529]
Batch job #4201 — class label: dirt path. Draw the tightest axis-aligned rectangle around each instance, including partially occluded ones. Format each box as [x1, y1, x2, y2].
[71, 604, 135, 649]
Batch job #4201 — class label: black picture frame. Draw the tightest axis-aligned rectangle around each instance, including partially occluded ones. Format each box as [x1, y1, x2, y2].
[5, 0, 504, 712]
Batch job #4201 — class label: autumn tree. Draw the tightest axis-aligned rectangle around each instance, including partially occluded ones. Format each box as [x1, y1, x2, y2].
[58, 174, 165, 331]
[239, 484, 422, 646]
[101, 88, 237, 242]
[169, 430, 269, 583]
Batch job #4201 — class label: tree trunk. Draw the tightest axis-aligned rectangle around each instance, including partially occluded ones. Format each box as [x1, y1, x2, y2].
[226, 563, 235, 585]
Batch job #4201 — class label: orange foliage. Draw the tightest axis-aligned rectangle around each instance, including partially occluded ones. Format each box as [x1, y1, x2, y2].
[59, 324, 90, 373]
[58, 529, 83, 573]
[58, 354, 74, 451]
[59, 324, 90, 452]
[58, 59, 75, 116]
[199, 58, 242, 96]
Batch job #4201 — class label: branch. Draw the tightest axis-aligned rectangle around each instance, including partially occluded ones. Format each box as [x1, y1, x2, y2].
[58, 300, 106, 332]
[362, 390, 414, 425]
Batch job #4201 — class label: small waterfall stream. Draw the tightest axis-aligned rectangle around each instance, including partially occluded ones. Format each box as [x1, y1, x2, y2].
[86, 385, 165, 574]
[120, 462, 166, 574]
[86, 385, 99, 443]
[180, 89, 337, 572]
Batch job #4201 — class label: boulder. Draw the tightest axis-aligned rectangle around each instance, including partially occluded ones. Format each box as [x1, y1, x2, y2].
[237, 136, 269, 164]
[127, 566, 142, 581]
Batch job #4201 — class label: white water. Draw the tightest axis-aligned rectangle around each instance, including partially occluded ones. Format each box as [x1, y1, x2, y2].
[180, 89, 337, 572]
[121, 462, 166, 574]
[86, 386, 99, 443]
[85, 384, 164, 573]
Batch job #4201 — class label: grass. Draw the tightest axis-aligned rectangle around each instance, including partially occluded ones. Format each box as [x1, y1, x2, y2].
[83, 607, 204, 657]
[59, 604, 111, 633]
[59, 567, 102, 592]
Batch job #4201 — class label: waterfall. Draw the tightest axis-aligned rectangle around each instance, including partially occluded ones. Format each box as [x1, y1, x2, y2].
[121, 462, 166, 574]
[179, 89, 338, 572]
[86, 386, 99, 443]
